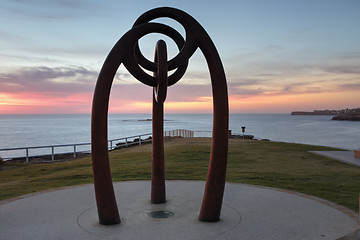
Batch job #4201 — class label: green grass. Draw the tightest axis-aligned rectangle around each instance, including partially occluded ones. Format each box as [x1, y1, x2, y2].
[1, 138, 359, 212]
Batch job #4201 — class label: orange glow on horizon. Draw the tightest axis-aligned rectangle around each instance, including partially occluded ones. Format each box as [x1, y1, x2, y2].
[0, 92, 91, 114]
[229, 91, 360, 113]
[0, 93, 35, 106]
[0, 91, 359, 114]
[110, 91, 360, 113]
[109, 99, 213, 114]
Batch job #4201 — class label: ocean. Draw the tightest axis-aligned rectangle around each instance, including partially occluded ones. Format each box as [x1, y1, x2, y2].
[0, 114, 359, 159]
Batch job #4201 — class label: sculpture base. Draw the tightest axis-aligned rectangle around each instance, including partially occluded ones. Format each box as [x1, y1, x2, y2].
[0, 181, 358, 240]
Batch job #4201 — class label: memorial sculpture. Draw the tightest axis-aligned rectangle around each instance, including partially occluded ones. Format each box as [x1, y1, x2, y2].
[91, 7, 229, 225]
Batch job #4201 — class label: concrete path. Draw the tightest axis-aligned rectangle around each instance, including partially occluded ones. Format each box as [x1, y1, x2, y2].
[0, 181, 359, 240]
[310, 151, 360, 166]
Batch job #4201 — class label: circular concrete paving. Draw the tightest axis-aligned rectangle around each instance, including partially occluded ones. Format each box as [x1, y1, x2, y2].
[0, 181, 358, 240]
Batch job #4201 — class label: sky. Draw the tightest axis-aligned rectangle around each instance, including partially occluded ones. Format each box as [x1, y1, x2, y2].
[0, 0, 359, 114]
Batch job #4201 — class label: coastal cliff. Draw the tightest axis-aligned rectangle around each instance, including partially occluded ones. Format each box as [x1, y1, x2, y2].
[331, 115, 360, 121]
[291, 111, 336, 115]
[291, 108, 360, 121]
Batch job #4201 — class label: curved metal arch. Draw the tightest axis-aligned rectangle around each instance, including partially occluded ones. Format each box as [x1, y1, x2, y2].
[91, 7, 228, 225]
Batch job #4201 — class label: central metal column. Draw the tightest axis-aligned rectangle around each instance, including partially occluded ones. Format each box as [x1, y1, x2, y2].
[151, 40, 167, 204]
[151, 92, 166, 203]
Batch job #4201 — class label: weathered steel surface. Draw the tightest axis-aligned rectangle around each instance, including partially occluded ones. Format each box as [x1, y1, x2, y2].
[91, 7, 228, 225]
[151, 40, 167, 204]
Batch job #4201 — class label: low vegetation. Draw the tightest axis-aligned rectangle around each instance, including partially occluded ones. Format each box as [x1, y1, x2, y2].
[1, 138, 359, 212]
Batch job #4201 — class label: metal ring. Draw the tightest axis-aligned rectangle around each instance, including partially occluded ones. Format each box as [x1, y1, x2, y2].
[132, 8, 202, 86]
[133, 7, 198, 72]
[154, 40, 167, 103]
[121, 22, 188, 87]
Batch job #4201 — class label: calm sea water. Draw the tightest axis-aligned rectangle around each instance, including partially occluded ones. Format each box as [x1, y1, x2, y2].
[0, 114, 359, 159]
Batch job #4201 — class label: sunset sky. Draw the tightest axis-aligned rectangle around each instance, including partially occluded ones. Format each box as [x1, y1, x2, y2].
[0, 0, 359, 114]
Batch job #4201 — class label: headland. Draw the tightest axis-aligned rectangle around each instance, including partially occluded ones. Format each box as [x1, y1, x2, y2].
[291, 108, 360, 121]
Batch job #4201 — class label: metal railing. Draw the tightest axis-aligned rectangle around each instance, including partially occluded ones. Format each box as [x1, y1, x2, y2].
[0, 133, 152, 163]
[193, 130, 212, 138]
[0, 130, 197, 163]
[164, 129, 194, 138]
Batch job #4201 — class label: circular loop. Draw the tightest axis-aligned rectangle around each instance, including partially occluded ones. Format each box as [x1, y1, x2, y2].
[154, 40, 167, 103]
[131, 7, 202, 86]
[120, 7, 206, 87]
[134, 27, 183, 72]
[133, 7, 199, 71]
[132, 24, 189, 86]
[121, 23, 188, 87]
[121, 22, 189, 87]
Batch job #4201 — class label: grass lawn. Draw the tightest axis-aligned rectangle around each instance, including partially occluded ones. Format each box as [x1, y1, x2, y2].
[1, 137, 359, 212]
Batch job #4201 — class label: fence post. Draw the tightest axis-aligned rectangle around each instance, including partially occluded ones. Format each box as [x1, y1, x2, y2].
[26, 148, 29, 163]
[51, 147, 54, 162]
[139, 136, 141, 145]
[125, 138, 128, 147]
[73, 145, 77, 158]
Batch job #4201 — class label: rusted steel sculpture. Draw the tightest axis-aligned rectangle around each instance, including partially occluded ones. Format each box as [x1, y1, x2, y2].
[91, 7, 229, 225]
[151, 40, 167, 204]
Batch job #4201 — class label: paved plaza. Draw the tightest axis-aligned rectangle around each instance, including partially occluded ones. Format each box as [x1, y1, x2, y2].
[0, 181, 359, 240]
